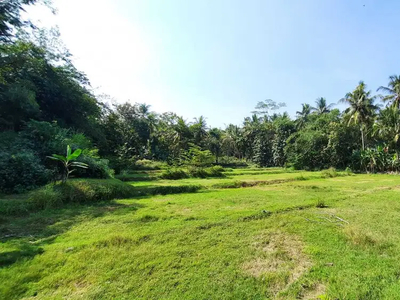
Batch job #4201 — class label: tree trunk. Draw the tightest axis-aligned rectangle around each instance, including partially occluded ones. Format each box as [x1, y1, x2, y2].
[361, 127, 365, 151]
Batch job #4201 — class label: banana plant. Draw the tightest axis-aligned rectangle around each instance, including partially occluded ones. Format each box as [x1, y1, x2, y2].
[47, 145, 88, 183]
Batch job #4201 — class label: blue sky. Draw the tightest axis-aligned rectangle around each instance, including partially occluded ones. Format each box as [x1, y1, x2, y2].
[29, 0, 400, 127]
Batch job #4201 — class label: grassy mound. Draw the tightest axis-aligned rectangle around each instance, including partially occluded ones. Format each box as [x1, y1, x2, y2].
[29, 179, 137, 209]
[0, 179, 203, 215]
[160, 166, 226, 180]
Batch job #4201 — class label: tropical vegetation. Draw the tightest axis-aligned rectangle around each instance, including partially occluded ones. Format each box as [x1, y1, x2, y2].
[2, 1, 400, 194]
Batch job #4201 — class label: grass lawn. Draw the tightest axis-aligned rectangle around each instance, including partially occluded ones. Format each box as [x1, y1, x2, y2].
[2, 170, 400, 299]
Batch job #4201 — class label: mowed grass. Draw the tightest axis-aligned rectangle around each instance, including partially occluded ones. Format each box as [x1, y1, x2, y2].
[2, 171, 400, 299]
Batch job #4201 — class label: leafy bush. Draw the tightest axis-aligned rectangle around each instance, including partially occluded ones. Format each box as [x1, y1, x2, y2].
[208, 165, 225, 173]
[74, 155, 114, 179]
[0, 150, 52, 193]
[218, 156, 248, 167]
[205, 166, 225, 177]
[321, 167, 338, 178]
[189, 166, 225, 178]
[160, 168, 189, 180]
[285, 130, 329, 170]
[133, 159, 168, 170]
[187, 167, 208, 178]
[180, 146, 215, 167]
[345, 167, 354, 176]
[294, 174, 308, 181]
[19, 120, 69, 159]
[28, 184, 63, 209]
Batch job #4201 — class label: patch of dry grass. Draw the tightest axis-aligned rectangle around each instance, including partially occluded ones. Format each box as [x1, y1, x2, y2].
[243, 231, 311, 296]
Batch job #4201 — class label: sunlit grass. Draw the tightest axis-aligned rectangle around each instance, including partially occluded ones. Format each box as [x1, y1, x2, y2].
[2, 170, 400, 299]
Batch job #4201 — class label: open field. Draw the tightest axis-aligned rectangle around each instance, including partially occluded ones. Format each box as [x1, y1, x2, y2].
[2, 169, 400, 299]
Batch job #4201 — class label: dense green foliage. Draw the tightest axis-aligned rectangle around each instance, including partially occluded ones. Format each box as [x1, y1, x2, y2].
[2, 1, 400, 194]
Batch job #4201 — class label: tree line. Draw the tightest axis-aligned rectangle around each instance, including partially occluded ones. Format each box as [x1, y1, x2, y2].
[1, 0, 400, 193]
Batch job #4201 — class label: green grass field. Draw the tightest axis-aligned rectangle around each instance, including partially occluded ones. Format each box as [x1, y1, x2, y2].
[2, 169, 400, 299]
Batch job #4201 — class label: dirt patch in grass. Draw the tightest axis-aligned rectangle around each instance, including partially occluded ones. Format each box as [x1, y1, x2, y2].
[243, 231, 311, 296]
[300, 283, 326, 300]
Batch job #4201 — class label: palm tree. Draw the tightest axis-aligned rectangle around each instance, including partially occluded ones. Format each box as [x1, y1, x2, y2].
[223, 124, 242, 158]
[191, 116, 208, 146]
[207, 128, 222, 163]
[311, 97, 334, 115]
[174, 117, 191, 148]
[377, 75, 400, 109]
[137, 103, 151, 118]
[340, 81, 378, 150]
[295, 103, 311, 128]
[374, 106, 400, 152]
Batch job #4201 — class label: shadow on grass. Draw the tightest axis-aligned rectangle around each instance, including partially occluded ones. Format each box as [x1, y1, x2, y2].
[0, 200, 145, 269]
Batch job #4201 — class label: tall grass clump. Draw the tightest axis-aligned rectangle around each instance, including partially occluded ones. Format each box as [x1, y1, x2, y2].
[28, 179, 137, 209]
[345, 167, 354, 176]
[160, 168, 189, 180]
[321, 167, 338, 178]
[132, 159, 168, 170]
[149, 185, 202, 195]
[188, 166, 225, 178]
[27, 179, 203, 211]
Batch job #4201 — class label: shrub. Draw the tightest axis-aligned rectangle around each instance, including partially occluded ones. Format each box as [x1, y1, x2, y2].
[345, 167, 354, 176]
[133, 159, 168, 170]
[321, 167, 338, 178]
[28, 184, 62, 209]
[188, 166, 225, 178]
[180, 146, 215, 167]
[208, 165, 225, 173]
[160, 168, 189, 180]
[188, 167, 208, 178]
[294, 174, 308, 181]
[315, 199, 327, 208]
[218, 156, 248, 167]
[19, 120, 69, 159]
[74, 155, 115, 179]
[0, 150, 52, 194]
[205, 166, 225, 177]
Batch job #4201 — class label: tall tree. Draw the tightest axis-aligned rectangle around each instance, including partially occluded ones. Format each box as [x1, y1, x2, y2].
[311, 97, 334, 115]
[207, 128, 222, 163]
[374, 106, 400, 153]
[340, 81, 378, 150]
[0, 0, 38, 42]
[295, 103, 311, 129]
[222, 124, 242, 158]
[377, 75, 400, 109]
[190, 116, 208, 147]
[252, 99, 286, 120]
